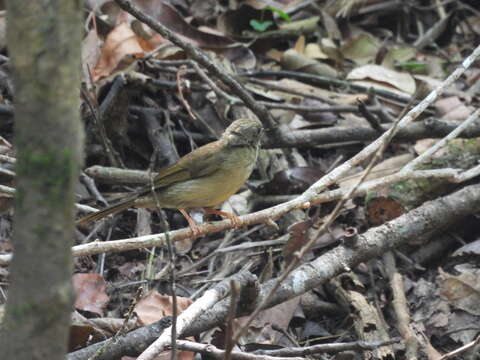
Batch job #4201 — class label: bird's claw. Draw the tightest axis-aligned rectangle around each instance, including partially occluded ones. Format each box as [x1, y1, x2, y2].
[204, 208, 242, 228]
[179, 208, 203, 238]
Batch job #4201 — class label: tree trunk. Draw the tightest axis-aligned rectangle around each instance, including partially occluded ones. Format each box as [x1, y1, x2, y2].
[0, 1, 82, 359]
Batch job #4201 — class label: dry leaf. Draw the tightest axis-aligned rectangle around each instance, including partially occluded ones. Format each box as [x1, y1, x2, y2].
[237, 297, 300, 345]
[134, 290, 192, 326]
[304, 43, 328, 59]
[339, 154, 414, 189]
[282, 49, 338, 78]
[73, 273, 110, 316]
[341, 33, 379, 65]
[439, 267, 480, 316]
[347, 64, 416, 94]
[93, 22, 143, 81]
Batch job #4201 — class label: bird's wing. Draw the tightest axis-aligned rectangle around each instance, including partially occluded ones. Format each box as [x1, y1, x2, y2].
[153, 141, 225, 188]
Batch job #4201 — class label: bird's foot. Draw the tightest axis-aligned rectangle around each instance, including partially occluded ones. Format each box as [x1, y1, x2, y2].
[204, 208, 242, 228]
[179, 208, 202, 237]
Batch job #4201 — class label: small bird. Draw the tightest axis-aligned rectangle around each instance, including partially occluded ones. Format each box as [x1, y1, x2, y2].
[77, 118, 264, 236]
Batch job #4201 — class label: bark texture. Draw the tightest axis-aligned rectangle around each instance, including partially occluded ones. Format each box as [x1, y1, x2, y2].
[0, 1, 82, 359]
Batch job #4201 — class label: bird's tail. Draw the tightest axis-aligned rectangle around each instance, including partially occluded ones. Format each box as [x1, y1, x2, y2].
[76, 199, 135, 225]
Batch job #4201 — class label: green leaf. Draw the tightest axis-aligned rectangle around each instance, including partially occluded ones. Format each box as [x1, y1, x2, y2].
[265, 6, 291, 22]
[250, 19, 274, 32]
[395, 61, 427, 73]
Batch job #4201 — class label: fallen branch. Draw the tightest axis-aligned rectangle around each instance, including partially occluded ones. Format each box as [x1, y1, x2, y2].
[68, 272, 257, 360]
[185, 183, 480, 336]
[263, 118, 480, 148]
[252, 338, 400, 356]
[68, 183, 480, 360]
[0, 166, 474, 267]
[174, 340, 303, 360]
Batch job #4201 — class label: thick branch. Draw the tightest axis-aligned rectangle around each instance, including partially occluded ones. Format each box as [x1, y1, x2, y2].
[69, 184, 480, 359]
[186, 183, 480, 335]
[263, 119, 480, 148]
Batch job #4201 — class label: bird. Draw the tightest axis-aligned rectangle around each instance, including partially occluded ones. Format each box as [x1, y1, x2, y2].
[77, 117, 264, 236]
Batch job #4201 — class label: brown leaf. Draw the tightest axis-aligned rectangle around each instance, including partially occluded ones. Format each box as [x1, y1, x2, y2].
[82, 28, 102, 82]
[282, 49, 338, 78]
[293, 35, 305, 53]
[191, 0, 220, 25]
[341, 33, 379, 65]
[132, 291, 195, 360]
[304, 43, 328, 60]
[69, 324, 95, 352]
[366, 196, 405, 226]
[347, 64, 416, 94]
[283, 218, 313, 266]
[338, 154, 414, 189]
[439, 267, 480, 316]
[134, 290, 192, 326]
[135, 0, 232, 48]
[236, 297, 300, 345]
[93, 22, 143, 81]
[435, 96, 474, 120]
[73, 273, 110, 316]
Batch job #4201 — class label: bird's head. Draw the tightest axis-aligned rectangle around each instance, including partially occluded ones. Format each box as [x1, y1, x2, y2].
[223, 118, 264, 147]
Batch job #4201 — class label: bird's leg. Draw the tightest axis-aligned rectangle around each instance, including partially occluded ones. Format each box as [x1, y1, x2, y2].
[204, 208, 241, 228]
[179, 208, 202, 237]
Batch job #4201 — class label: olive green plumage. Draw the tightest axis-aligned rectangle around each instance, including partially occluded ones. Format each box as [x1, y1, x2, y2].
[77, 118, 263, 225]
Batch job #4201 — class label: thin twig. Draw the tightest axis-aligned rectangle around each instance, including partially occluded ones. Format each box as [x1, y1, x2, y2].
[402, 108, 480, 172]
[88, 287, 144, 360]
[438, 335, 480, 360]
[237, 70, 413, 103]
[81, 82, 123, 168]
[136, 273, 256, 360]
[149, 173, 177, 360]
[114, 0, 277, 129]
[231, 84, 407, 346]
[253, 338, 401, 356]
[383, 252, 419, 359]
[174, 340, 303, 360]
[224, 280, 240, 360]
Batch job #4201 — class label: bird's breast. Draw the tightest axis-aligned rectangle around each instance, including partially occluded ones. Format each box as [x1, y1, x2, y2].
[153, 146, 257, 209]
